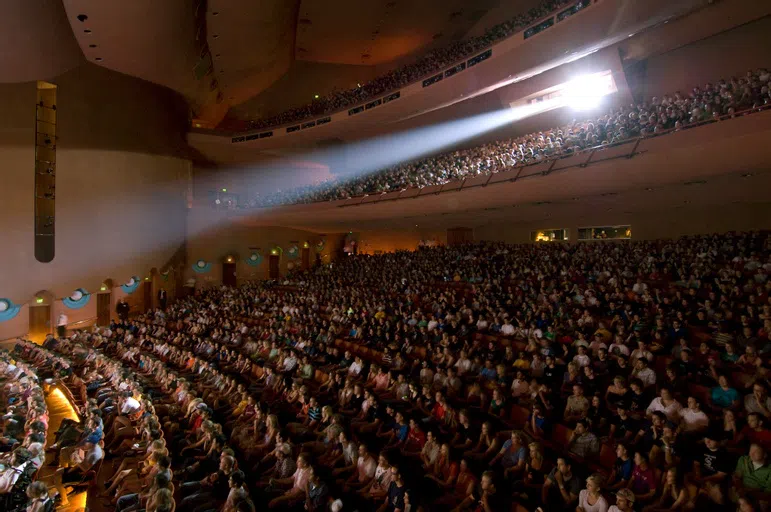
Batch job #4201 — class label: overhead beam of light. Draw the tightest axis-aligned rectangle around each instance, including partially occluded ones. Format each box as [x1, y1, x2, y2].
[187, 98, 566, 241]
[209, 71, 614, 212]
[252, 102, 549, 190]
[334, 101, 557, 181]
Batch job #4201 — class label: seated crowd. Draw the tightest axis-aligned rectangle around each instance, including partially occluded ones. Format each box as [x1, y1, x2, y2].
[236, 0, 586, 132]
[239, 67, 770, 208]
[10, 230, 771, 511]
[0, 346, 55, 511]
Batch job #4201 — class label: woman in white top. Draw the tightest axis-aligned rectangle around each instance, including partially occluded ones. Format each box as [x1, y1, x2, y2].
[577, 474, 609, 512]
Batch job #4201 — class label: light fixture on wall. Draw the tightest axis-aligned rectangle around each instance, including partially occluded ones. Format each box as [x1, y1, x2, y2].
[270, 249, 278, 255]
[100, 285, 107, 291]
[35, 297, 44, 304]
[226, 256, 234, 263]
[303, 242, 309, 248]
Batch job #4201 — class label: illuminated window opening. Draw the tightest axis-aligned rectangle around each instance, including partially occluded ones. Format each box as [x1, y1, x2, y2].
[531, 228, 569, 242]
[577, 225, 632, 241]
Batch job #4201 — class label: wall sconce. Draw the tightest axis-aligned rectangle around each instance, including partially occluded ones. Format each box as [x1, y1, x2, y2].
[270, 249, 278, 255]
[100, 285, 107, 291]
[226, 256, 234, 263]
[35, 297, 44, 304]
[303, 242, 309, 249]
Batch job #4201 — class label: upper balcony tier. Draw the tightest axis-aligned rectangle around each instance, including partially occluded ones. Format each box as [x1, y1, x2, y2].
[188, 0, 770, 162]
[193, 106, 771, 233]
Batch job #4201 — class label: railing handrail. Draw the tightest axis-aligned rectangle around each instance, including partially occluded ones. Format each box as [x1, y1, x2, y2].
[228, 102, 770, 210]
[67, 316, 98, 329]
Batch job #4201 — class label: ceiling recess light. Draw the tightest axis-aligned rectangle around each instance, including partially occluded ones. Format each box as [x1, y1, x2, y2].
[76, 14, 88, 22]
[89, 44, 97, 48]
[213, 34, 219, 39]
[95, 57, 103, 61]
[84, 29, 92, 33]
[212, 11, 219, 15]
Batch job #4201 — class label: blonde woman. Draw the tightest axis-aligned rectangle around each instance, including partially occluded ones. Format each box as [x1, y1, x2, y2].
[463, 422, 499, 463]
[643, 467, 695, 512]
[25, 481, 53, 512]
[146, 487, 175, 512]
[577, 474, 609, 512]
[102, 439, 167, 496]
[251, 414, 280, 459]
[605, 376, 629, 407]
[523, 442, 547, 487]
[561, 362, 582, 394]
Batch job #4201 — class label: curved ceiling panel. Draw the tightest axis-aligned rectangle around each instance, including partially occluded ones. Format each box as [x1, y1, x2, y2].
[60, 0, 224, 123]
[0, 0, 83, 83]
[294, 0, 497, 66]
[206, 0, 300, 106]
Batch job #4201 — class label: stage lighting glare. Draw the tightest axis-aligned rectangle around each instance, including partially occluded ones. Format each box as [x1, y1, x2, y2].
[563, 74, 608, 110]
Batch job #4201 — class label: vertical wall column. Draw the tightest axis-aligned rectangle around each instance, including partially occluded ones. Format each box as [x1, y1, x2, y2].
[35, 81, 57, 263]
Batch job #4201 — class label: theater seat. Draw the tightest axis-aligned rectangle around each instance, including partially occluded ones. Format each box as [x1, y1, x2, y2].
[545, 423, 573, 452]
[589, 442, 616, 474]
[688, 383, 711, 406]
[509, 405, 529, 427]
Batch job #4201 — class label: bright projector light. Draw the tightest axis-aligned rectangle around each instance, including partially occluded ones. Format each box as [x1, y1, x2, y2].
[563, 74, 608, 111]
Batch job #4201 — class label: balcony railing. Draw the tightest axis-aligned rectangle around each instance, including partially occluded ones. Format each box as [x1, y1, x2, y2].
[324, 103, 771, 207]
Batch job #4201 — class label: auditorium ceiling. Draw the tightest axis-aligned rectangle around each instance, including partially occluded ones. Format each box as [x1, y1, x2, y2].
[4, 0, 767, 138]
[50, 0, 515, 127]
[0, 0, 82, 83]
